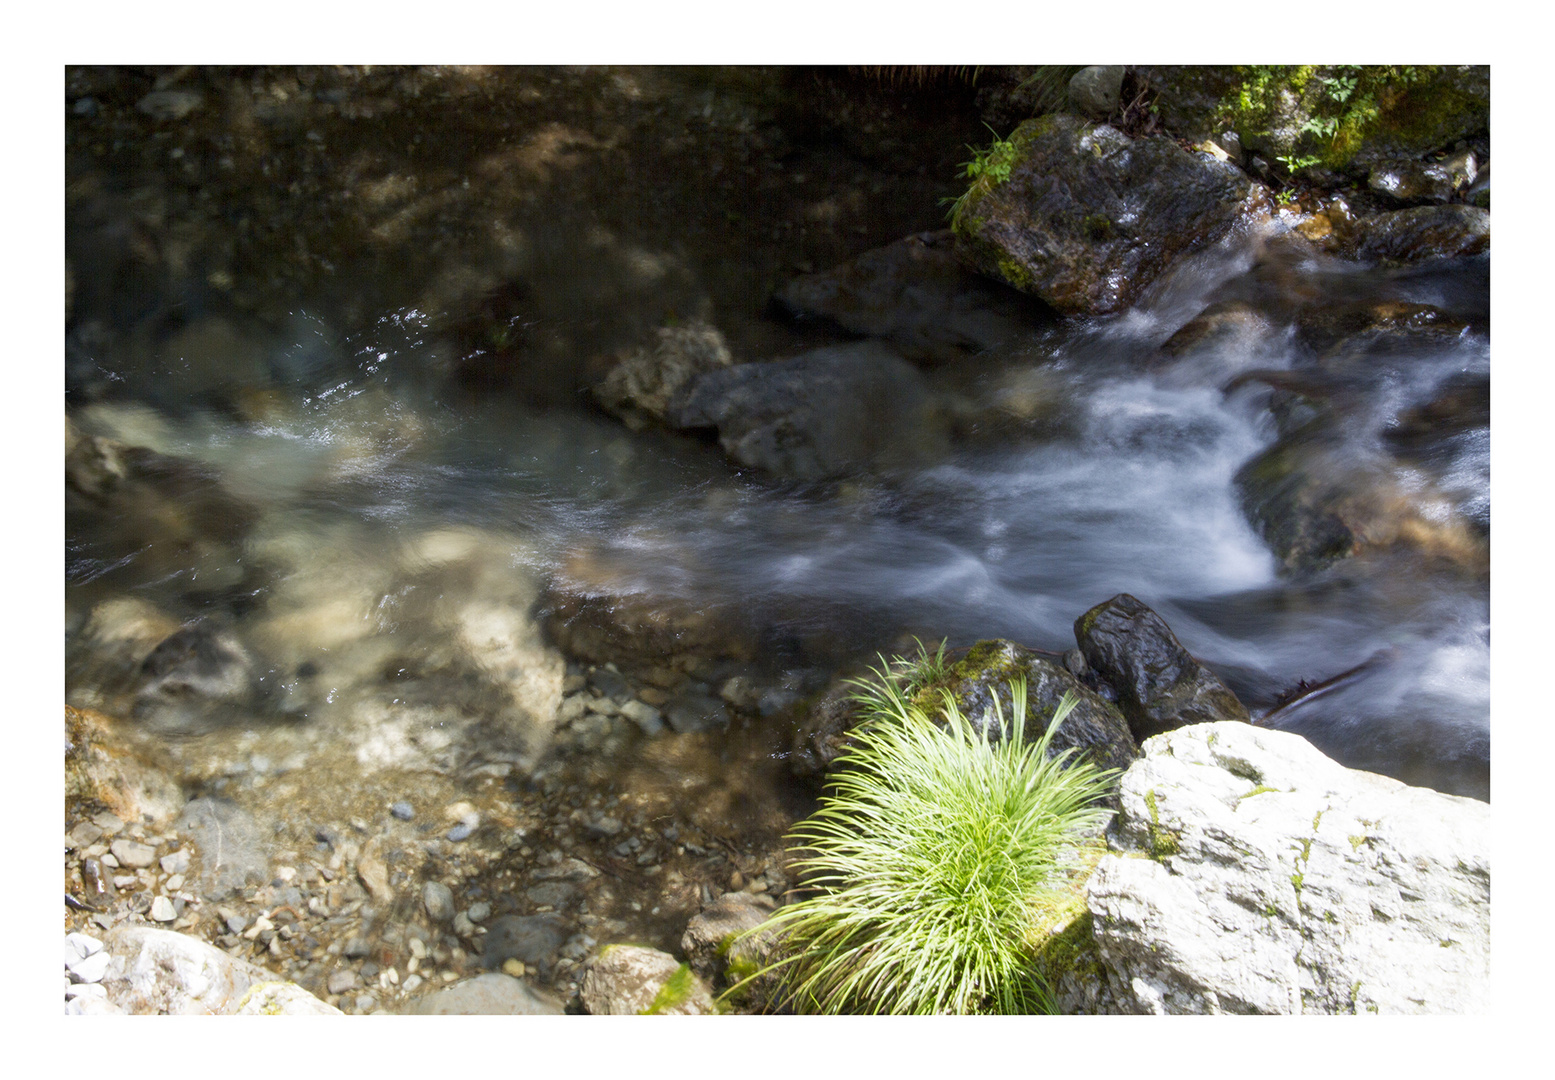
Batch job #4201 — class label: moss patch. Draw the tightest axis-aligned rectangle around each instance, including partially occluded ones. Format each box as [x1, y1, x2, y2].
[639, 962, 697, 1015]
[1143, 788, 1182, 860]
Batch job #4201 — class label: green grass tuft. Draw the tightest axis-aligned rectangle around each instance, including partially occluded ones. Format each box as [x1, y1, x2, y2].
[728, 663, 1117, 1014]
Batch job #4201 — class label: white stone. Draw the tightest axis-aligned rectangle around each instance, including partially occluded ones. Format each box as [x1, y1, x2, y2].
[1080, 722, 1489, 1014]
[64, 933, 103, 963]
[109, 839, 157, 868]
[150, 896, 177, 922]
[67, 950, 112, 984]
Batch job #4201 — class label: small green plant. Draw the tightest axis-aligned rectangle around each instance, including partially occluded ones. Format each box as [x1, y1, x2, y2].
[943, 125, 1021, 225]
[725, 666, 1117, 1014]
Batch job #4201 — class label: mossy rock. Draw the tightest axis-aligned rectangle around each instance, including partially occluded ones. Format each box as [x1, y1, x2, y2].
[951, 113, 1270, 316]
[917, 639, 1138, 777]
[1216, 66, 1486, 175]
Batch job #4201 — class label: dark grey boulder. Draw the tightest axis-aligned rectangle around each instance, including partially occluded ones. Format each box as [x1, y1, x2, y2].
[773, 230, 1047, 364]
[951, 113, 1271, 316]
[1073, 594, 1250, 742]
[1067, 66, 1125, 121]
[667, 341, 945, 480]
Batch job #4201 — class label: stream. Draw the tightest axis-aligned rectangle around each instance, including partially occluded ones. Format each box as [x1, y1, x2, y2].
[63, 65, 1488, 1011]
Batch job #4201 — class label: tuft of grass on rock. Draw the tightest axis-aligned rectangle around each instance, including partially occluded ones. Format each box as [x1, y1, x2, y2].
[728, 663, 1117, 1014]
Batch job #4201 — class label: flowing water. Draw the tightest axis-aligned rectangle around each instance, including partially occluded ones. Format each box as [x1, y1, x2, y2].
[63, 66, 1488, 1009]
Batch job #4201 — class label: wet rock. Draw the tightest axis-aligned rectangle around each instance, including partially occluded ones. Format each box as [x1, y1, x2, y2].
[65, 416, 129, 497]
[543, 548, 757, 666]
[101, 925, 339, 1014]
[773, 231, 1044, 364]
[1333, 205, 1489, 264]
[951, 113, 1271, 316]
[787, 678, 863, 778]
[65, 705, 183, 829]
[579, 945, 716, 1015]
[176, 797, 269, 899]
[1234, 416, 1486, 575]
[1384, 372, 1489, 465]
[1068, 66, 1126, 120]
[681, 891, 779, 986]
[1074, 595, 1250, 743]
[667, 341, 946, 480]
[1083, 722, 1489, 1013]
[1292, 299, 1470, 357]
[592, 320, 735, 430]
[1368, 151, 1475, 205]
[407, 972, 564, 1015]
[481, 914, 570, 970]
[1162, 300, 1275, 359]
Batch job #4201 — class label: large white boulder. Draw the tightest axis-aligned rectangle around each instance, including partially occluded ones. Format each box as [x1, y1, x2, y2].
[1081, 722, 1488, 1014]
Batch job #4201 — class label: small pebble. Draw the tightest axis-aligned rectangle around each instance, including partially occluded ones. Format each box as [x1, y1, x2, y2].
[327, 969, 358, 994]
[159, 849, 190, 874]
[466, 901, 491, 923]
[502, 958, 526, 977]
[447, 822, 475, 842]
[423, 881, 455, 923]
[402, 974, 423, 993]
[67, 950, 111, 984]
[109, 839, 157, 869]
[390, 801, 415, 821]
[150, 896, 177, 922]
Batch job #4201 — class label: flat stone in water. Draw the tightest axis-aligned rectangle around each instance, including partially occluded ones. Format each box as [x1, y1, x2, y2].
[481, 914, 570, 969]
[390, 801, 414, 821]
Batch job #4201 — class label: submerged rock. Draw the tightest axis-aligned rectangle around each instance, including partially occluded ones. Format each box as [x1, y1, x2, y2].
[592, 320, 734, 430]
[406, 972, 564, 1015]
[773, 230, 1046, 364]
[177, 797, 270, 899]
[579, 944, 716, 1015]
[1073, 594, 1250, 742]
[1235, 417, 1488, 575]
[668, 341, 945, 480]
[1081, 722, 1489, 1014]
[134, 621, 261, 728]
[951, 113, 1271, 316]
